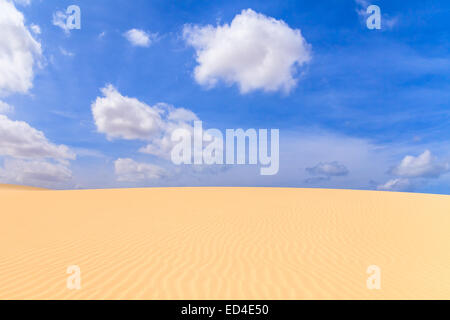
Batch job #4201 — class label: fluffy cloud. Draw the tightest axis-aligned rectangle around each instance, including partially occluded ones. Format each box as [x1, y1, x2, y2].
[92, 85, 164, 140]
[0, 1, 75, 189]
[138, 122, 191, 159]
[306, 161, 349, 177]
[0, 158, 72, 187]
[92, 85, 199, 159]
[0, 0, 42, 96]
[124, 29, 154, 47]
[0, 101, 14, 114]
[391, 150, 449, 178]
[378, 150, 449, 191]
[114, 158, 166, 182]
[0, 114, 75, 160]
[0, 114, 75, 187]
[139, 110, 200, 159]
[183, 9, 311, 94]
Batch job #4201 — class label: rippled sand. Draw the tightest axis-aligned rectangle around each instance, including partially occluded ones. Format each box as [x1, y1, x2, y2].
[0, 186, 449, 299]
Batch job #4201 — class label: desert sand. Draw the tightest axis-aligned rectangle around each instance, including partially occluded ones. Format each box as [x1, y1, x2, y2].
[0, 184, 45, 191]
[0, 186, 449, 300]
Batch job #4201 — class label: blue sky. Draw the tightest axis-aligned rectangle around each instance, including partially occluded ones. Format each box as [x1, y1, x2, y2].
[0, 0, 449, 193]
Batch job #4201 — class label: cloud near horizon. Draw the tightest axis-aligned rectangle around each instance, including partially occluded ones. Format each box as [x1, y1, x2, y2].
[391, 150, 449, 179]
[378, 150, 449, 191]
[114, 158, 167, 182]
[0, 114, 75, 187]
[306, 161, 349, 177]
[0, 158, 73, 187]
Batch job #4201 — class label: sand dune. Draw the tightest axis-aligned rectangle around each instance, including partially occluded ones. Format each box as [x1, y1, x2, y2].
[0, 187, 449, 300]
[0, 184, 45, 191]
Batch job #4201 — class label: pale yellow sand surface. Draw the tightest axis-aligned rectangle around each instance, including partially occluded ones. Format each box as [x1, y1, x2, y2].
[0, 187, 449, 300]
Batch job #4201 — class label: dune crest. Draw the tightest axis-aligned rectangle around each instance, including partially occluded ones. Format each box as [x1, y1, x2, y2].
[0, 187, 449, 299]
[0, 184, 46, 191]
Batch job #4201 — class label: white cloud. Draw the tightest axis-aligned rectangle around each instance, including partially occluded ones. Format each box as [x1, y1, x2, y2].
[0, 158, 72, 187]
[138, 120, 197, 159]
[30, 24, 40, 34]
[59, 47, 74, 57]
[114, 158, 166, 182]
[167, 107, 198, 122]
[139, 107, 200, 159]
[0, 101, 14, 114]
[377, 178, 412, 192]
[92, 85, 199, 159]
[0, 1, 77, 189]
[124, 29, 154, 47]
[183, 9, 312, 94]
[0, 0, 42, 96]
[306, 161, 349, 177]
[0, 114, 75, 188]
[391, 150, 449, 178]
[377, 150, 449, 192]
[52, 10, 70, 34]
[0, 114, 75, 160]
[92, 84, 165, 140]
[53, 7, 81, 35]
